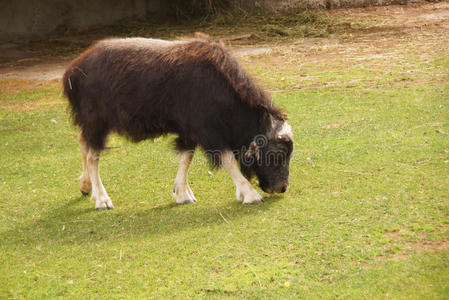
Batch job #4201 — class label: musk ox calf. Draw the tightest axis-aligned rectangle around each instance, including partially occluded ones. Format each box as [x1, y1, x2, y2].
[63, 38, 293, 210]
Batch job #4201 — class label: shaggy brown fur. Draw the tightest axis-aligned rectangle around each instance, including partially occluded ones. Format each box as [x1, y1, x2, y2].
[63, 37, 293, 197]
[154, 41, 286, 120]
[63, 38, 287, 164]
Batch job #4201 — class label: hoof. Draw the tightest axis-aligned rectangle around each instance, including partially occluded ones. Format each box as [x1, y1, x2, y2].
[93, 195, 114, 210]
[96, 206, 114, 210]
[79, 177, 92, 195]
[237, 186, 264, 204]
[176, 198, 197, 205]
[243, 197, 264, 204]
[173, 184, 197, 204]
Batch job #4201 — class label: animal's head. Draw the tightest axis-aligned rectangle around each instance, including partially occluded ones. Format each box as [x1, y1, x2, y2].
[241, 119, 294, 194]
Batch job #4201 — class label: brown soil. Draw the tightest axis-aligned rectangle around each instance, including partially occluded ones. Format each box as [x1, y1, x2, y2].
[0, 2, 447, 82]
[239, 2, 449, 91]
[378, 226, 449, 261]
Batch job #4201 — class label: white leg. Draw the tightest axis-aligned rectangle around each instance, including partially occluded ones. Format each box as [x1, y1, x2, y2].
[221, 150, 263, 204]
[79, 133, 91, 195]
[87, 148, 114, 210]
[172, 150, 197, 204]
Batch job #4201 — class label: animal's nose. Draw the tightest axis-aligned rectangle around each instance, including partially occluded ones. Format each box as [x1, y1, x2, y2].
[274, 183, 288, 193]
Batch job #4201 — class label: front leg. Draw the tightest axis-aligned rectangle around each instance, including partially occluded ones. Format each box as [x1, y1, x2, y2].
[221, 150, 263, 204]
[173, 150, 197, 204]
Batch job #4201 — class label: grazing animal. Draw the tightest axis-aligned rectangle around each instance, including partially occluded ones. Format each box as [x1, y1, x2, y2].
[63, 38, 293, 210]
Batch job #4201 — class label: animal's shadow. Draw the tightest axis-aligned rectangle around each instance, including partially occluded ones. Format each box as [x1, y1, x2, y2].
[1, 194, 282, 248]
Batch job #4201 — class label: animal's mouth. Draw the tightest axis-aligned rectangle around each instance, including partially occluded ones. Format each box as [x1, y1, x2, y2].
[261, 184, 288, 194]
[261, 186, 274, 194]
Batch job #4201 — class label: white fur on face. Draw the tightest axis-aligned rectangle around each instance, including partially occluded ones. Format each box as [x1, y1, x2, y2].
[277, 121, 293, 139]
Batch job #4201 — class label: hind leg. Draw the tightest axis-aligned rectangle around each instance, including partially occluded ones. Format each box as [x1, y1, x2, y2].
[79, 132, 92, 195]
[172, 150, 197, 204]
[86, 147, 114, 210]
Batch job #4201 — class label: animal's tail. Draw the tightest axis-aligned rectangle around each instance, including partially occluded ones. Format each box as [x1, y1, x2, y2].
[63, 68, 77, 107]
[62, 57, 89, 127]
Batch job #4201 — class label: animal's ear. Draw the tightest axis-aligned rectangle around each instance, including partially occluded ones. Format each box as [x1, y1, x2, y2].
[245, 141, 260, 160]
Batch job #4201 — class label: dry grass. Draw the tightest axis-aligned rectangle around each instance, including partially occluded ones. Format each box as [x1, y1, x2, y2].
[0, 80, 63, 111]
[378, 226, 449, 261]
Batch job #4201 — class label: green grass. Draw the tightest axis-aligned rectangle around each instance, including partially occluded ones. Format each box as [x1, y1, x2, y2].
[1, 41, 449, 299]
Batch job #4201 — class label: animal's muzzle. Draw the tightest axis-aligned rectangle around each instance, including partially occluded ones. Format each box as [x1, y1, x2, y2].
[273, 182, 288, 193]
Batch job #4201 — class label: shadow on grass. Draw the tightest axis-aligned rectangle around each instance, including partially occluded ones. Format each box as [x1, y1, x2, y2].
[0, 192, 281, 247]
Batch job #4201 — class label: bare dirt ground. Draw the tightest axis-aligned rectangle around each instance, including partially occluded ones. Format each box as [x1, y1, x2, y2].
[0, 1, 447, 81]
[238, 1, 449, 92]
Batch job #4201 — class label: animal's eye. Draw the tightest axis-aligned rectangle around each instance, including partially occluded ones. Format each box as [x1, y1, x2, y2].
[278, 144, 289, 153]
[276, 139, 293, 155]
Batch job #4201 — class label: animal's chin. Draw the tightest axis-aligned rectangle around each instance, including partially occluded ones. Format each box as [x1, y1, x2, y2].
[260, 186, 274, 194]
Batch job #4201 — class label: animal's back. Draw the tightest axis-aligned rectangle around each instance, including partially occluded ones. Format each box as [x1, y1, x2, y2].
[63, 37, 184, 110]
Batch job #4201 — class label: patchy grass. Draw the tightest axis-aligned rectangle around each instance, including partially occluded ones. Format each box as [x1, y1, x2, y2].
[0, 80, 61, 110]
[1, 4, 449, 298]
[1, 56, 448, 300]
